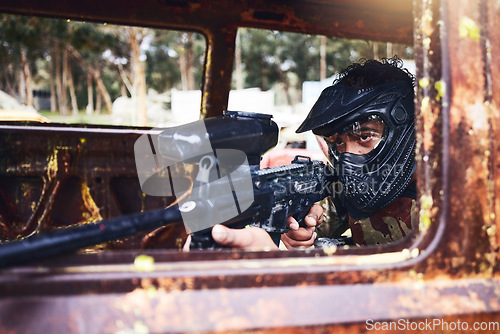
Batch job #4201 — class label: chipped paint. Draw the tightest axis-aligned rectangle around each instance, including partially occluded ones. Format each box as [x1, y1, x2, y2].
[323, 245, 337, 256]
[419, 194, 433, 230]
[419, 77, 430, 88]
[0, 0, 500, 332]
[81, 183, 103, 223]
[134, 255, 155, 272]
[459, 16, 480, 41]
[423, 37, 431, 49]
[421, 8, 434, 36]
[434, 80, 445, 101]
[46, 149, 59, 179]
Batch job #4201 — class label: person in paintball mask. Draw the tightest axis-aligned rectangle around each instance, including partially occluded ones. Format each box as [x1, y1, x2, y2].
[210, 57, 418, 249]
[294, 56, 417, 247]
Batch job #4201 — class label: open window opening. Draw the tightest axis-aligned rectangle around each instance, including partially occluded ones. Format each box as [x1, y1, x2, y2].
[0, 14, 206, 126]
[226, 27, 418, 252]
[0, 15, 427, 268]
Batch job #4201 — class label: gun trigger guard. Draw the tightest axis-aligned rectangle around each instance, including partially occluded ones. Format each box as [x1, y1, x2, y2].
[292, 207, 310, 228]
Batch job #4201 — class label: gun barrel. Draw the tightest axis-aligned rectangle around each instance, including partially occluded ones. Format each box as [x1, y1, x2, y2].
[0, 206, 182, 268]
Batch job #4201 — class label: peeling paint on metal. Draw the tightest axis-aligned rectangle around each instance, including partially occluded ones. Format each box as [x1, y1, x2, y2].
[80, 183, 103, 222]
[419, 77, 430, 88]
[459, 16, 480, 41]
[419, 194, 433, 231]
[434, 80, 446, 102]
[134, 255, 155, 272]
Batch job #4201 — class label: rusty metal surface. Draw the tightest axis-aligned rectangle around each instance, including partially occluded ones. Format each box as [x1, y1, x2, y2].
[412, 0, 500, 277]
[0, 0, 414, 43]
[488, 0, 500, 269]
[0, 123, 184, 249]
[439, 0, 499, 274]
[0, 0, 500, 333]
[0, 273, 499, 333]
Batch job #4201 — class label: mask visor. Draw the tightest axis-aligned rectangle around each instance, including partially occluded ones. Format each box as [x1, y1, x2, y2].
[321, 115, 386, 160]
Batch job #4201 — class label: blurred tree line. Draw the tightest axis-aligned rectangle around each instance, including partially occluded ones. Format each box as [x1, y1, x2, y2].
[0, 14, 412, 124]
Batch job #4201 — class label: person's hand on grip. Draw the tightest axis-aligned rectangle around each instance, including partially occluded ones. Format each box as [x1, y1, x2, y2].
[281, 203, 323, 249]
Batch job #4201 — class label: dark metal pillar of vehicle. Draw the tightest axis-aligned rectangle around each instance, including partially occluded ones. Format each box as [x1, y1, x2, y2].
[200, 27, 236, 118]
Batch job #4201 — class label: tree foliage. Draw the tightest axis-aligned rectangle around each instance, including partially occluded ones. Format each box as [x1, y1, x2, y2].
[236, 28, 412, 90]
[0, 14, 412, 122]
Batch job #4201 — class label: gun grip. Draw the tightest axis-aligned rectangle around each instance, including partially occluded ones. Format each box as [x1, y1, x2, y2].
[292, 207, 310, 228]
[189, 218, 254, 250]
[190, 228, 227, 249]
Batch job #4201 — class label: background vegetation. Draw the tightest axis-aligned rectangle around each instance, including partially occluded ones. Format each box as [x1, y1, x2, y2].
[0, 14, 413, 125]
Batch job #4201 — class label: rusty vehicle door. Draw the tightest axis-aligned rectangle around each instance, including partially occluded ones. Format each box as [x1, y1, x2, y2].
[0, 0, 500, 333]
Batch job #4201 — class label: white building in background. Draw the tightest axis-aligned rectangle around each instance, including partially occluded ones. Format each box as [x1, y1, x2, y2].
[170, 88, 276, 125]
[138, 59, 417, 130]
[170, 89, 201, 125]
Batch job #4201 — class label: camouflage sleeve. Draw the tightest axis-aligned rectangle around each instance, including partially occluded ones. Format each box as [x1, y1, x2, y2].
[349, 198, 417, 246]
[316, 197, 417, 246]
[316, 197, 348, 239]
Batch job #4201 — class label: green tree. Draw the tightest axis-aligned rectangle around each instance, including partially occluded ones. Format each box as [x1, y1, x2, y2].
[0, 15, 46, 107]
[238, 29, 279, 90]
[236, 28, 408, 105]
[145, 31, 181, 92]
[145, 30, 205, 92]
[68, 21, 120, 115]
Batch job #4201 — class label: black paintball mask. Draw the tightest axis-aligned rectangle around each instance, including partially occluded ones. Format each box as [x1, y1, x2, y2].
[296, 81, 416, 219]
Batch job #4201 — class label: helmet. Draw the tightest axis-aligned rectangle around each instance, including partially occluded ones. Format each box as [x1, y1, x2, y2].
[296, 81, 415, 219]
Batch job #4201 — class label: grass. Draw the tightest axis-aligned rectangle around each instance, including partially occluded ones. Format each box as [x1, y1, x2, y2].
[39, 110, 115, 125]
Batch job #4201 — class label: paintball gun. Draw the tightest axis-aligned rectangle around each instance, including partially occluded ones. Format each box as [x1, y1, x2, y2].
[188, 154, 334, 249]
[0, 111, 335, 267]
[150, 110, 334, 249]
